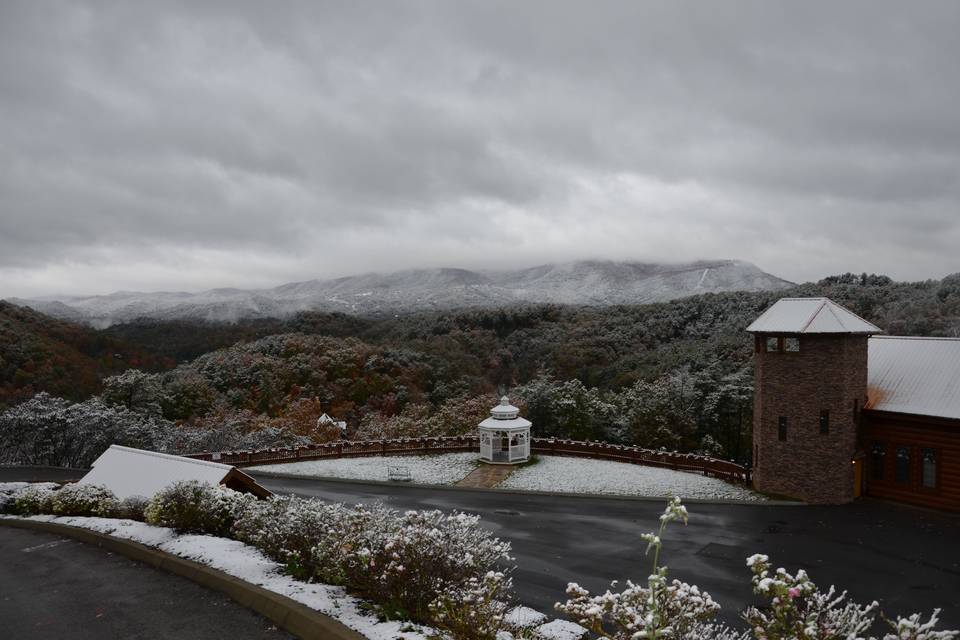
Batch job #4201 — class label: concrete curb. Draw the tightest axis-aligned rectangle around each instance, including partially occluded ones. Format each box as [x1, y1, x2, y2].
[0, 518, 366, 640]
[249, 470, 804, 506]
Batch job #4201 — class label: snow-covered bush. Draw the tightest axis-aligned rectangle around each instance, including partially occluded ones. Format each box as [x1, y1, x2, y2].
[429, 570, 513, 640]
[317, 502, 405, 596]
[145, 481, 255, 536]
[233, 495, 349, 580]
[50, 483, 119, 517]
[10, 483, 59, 515]
[743, 554, 958, 640]
[372, 509, 514, 621]
[0, 482, 30, 513]
[118, 495, 150, 521]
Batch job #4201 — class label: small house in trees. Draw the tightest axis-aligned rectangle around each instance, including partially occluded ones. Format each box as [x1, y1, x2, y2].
[479, 396, 531, 464]
[317, 413, 347, 435]
[748, 298, 960, 511]
[78, 445, 272, 500]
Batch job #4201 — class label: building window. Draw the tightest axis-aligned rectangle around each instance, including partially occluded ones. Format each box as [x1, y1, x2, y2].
[871, 442, 885, 480]
[784, 337, 800, 352]
[895, 446, 911, 484]
[819, 409, 829, 434]
[922, 449, 938, 489]
[766, 337, 780, 353]
[778, 416, 787, 441]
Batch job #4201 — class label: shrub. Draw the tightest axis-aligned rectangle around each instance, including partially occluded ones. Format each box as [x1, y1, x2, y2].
[317, 502, 404, 594]
[743, 554, 958, 640]
[50, 483, 119, 517]
[371, 509, 513, 622]
[233, 495, 349, 580]
[145, 481, 254, 536]
[429, 570, 513, 640]
[11, 483, 59, 515]
[118, 495, 151, 521]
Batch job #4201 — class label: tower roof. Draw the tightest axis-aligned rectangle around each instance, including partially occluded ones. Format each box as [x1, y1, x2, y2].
[746, 297, 881, 335]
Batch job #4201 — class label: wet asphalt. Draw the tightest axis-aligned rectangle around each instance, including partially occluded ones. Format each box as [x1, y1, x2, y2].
[0, 526, 293, 640]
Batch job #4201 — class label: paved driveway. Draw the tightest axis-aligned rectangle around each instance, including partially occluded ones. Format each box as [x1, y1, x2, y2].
[255, 475, 960, 628]
[0, 526, 292, 640]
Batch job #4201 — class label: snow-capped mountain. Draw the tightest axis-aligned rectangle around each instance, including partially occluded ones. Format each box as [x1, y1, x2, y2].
[8, 259, 792, 327]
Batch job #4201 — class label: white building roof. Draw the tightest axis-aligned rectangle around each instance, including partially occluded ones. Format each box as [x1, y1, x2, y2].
[478, 416, 532, 431]
[746, 298, 881, 334]
[867, 336, 960, 421]
[78, 445, 239, 500]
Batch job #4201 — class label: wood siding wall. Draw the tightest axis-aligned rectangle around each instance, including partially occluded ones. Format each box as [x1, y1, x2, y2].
[861, 411, 960, 512]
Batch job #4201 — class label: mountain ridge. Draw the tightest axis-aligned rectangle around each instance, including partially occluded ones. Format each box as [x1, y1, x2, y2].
[7, 259, 793, 327]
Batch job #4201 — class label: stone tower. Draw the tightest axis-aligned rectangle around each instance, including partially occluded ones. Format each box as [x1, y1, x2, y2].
[747, 298, 880, 503]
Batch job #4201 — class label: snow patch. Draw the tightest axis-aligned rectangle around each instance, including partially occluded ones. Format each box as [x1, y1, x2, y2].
[535, 619, 588, 640]
[254, 452, 478, 485]
[500, 455, 764, 501]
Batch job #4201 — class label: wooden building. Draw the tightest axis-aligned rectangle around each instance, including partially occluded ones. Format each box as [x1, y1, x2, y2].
[861, 336, 960, 511]
[748, 298, 960, 511]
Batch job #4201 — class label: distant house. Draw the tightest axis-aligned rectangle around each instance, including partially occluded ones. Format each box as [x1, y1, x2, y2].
[317, 413, 347, 434]
[78, 445, 272, 500]
[748, 298, 959, 511]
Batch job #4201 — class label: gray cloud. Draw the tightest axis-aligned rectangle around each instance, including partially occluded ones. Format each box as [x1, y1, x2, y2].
[1, 0, 959, 297]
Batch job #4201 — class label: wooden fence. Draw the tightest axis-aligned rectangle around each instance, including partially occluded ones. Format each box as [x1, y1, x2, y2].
[187, 436, 751, 485]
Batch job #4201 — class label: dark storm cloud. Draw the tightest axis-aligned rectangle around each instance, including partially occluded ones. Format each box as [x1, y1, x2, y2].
[1, 0, 959, 296]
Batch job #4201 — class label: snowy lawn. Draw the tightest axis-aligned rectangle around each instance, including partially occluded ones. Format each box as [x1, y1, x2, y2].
[500, 455, 764, 501]
[0, 513, 583, 640]
[253, 452, 479, 485]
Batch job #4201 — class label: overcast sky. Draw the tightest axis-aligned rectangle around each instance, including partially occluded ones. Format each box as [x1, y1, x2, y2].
[2, 1, 959, 298]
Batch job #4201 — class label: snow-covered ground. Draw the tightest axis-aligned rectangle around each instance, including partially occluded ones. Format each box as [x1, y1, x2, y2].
[252, 453, 762, 501]
[0, 513, 582, 640]
[254, 452, 478, 484]
[500, 455, 764, 501]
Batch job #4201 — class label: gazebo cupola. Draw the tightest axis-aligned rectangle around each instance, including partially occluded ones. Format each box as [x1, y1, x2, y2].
[478, 396, 531, 464]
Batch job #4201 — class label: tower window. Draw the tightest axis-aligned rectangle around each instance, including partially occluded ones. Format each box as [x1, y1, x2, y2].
[895, 446, 911, 484]
[778, 416, 787, 441]
[819, 409, 829, 434]
[766, 337, 780, 352]
[871, 442, 885, 480]
[921, 449, 938, 489]
[784, 337, 800, 352]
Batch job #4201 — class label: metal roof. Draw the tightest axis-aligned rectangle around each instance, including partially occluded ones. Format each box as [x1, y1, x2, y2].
[78, 445, 237, 500]
[746, 298, 881, 334]
[867, 336, 960, 421]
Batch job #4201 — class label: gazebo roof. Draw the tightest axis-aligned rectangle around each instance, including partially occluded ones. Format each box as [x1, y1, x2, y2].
[478, 416, 532, 431]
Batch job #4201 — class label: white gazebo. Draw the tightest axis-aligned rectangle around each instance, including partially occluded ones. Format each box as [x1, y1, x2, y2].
[478, 396, 531, 464]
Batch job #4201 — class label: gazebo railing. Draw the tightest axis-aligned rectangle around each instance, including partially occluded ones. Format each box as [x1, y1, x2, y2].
[187, 435, 751, 485]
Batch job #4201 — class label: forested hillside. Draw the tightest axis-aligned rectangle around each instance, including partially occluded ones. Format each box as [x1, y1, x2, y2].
[3, 272, 959, 466]
[0, 301, 174, 409]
